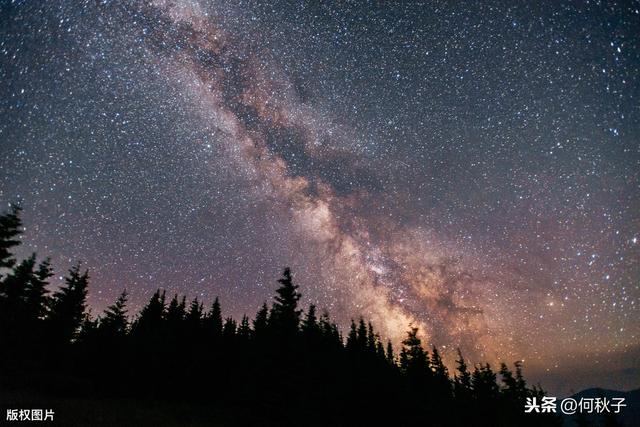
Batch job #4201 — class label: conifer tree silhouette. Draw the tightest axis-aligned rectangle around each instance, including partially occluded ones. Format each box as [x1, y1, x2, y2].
[431, 346, 448, 376]
[302, 304, 318, 333]
[205, 296, 223, 338]
[366, 321, 376, 351]
[399, 326, 430, 377]
[375, 336, 385, 359]
[99, 290, 129, 338]
[431, 346, 452, 398]
[222, 317, 237, 342]
[0, 205, 22, 272]
[252, 301, 269, 339]
[186, 297, 203, 331]
[26, 257, 53, 321]
[356, 317, 368, 350]
[454, 348, 472, 396]
[47, 263, 89, 344]
[500, 362, 518, 397]
[237, 315, 251, 341]
[0, 254, 35, 302]
[0, 210, 567, 427]
[386, 340, 395, 364]
[0, 254, 47, 351]
[132, 289, 166, 339]
[166, 294, 186, 327]
[270, 267, 301, 337]
[346, 319, 358, 352]
[472, 363, 500, 400]
[514, 360, 528, 401]
[319, 310, 341, 349]
[302, 304, 322, 349]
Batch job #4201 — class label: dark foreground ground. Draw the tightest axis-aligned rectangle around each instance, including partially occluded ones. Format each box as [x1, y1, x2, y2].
[3, 382, 637, 427]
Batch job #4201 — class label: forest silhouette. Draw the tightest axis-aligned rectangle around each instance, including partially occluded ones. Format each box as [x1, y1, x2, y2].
[0, 206, 567, 426]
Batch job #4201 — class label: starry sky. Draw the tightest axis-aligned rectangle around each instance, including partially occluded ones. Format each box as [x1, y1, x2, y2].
[1, 0, 638, 395]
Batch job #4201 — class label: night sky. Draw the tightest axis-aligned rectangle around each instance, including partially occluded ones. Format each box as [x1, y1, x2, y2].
[1, 0, 638, 395]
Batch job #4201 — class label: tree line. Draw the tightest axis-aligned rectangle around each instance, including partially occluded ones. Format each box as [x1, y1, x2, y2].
[0, 206, 565, 426]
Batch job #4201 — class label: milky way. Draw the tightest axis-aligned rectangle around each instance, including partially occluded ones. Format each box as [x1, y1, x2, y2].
[1, 0, 638, 395]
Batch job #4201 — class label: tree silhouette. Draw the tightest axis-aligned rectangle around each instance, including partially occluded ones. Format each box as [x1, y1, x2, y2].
[0, 254, 36, 304]
[222, 317, 237, 342]
[399, 326, 429, 376]
[99, 290, 129, 338]
[472, 363, 500, 401]
[346, 319, 358, 352]
[0, 205, 22, 271]
[47, 263, 89, 344]
[386, 340, 395, 364]
[206, 296, 223, 338]
[356, 317, 368, 350]
[253, 301, 269, 339]
[514, 360, 528, 401]
[0, 255, 39, 350]
[166, 294, 186, 328]
[366, 321, 376, 351]
[270, 267, 301, 338]
[26, 257, 53, 321]
[131, 289, 166, 339]
[237, 315, 251, 341]
[431, 346, 452, 398]
[0, 208, 565, 427]
[454, 348, 472, 396]
[186, 297, 204, 331]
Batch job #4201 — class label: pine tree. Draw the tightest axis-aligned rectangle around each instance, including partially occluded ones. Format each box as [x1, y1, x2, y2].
[77, 312, 98, 343]
[431, 346, 448, 377]
[186, 297, 203, 329]
[132, 289, 166, 337]
[399, 326, 429, 376]
[346, 319, 358, 352]
[0, 231, 558, 426]
[47, 264, 89, 344]
[99, 291, 129, 337]
[367, 322, 377, 352]
[499, 363, 518, 397]
[319, 311, 341, 349]
[514, 360, 527, 400]
[237, 315, 251, 341]
[270, 267, 301, 337]
[25, 258, 53, 320]
[0, 205, 22, 272]
[356, 317, 368, 350]
[166, 294, 186, 326]
[0, 255, 39, 344]
[454, 348, 472, 397]
[302, 304, 320, 338]
[471, 363, 499, 400]
[0, 254, 36, 303]
[222, 317, 236, 342]
[386, 340, 395, 364]
[253, 301, 269, 338]
[431, 346, 451, 395]
[206, 296, 223, 337]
